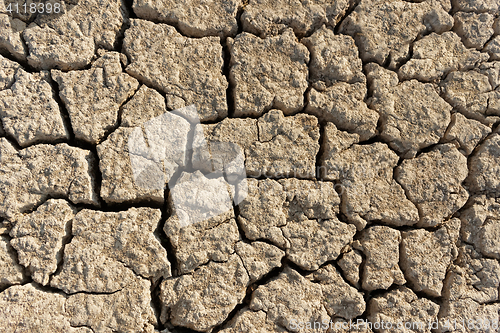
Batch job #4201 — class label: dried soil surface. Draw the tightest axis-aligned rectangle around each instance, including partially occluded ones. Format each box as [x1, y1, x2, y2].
[1, 0, 500, 332]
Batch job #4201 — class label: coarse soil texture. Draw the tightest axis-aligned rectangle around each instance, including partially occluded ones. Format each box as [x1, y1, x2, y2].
[1, 0, 500, 332]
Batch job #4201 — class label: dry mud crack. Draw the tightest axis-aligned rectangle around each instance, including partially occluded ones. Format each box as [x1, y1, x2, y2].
[1, 0, 500, 332]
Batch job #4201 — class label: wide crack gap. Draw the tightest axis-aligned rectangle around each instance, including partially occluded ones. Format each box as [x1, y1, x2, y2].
[48, 218, 74, 286]
[1, 130, 23, 151]
[233, 203, 251, 244]
[222, 38, 235, 119]
[315, 123, 326, 180]
[150, 276, 166, 331]
[70, 324, 95, 333]
[51, 76, 140, 210]
[164, 326, 199, 333]
[222, 0, 244, 120]
[0, 118, 5, 138]
[114, 0, 137, 55]
[333, 0, 361, 35]
[158, 186, 179, 277]
[363, 219, 443, 233]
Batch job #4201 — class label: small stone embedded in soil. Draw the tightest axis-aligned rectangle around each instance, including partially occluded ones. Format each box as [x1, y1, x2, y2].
[396, 144, 469, 227]
[133, 0, 241, 37]
[0, 69, 68, 147]
[321, 139, 419, 229]
[467, 133, 500, 194]
[51, 207, 170, 294]
[160, 254, 249, 332]
[368, 63, 452, 157]
[52, 52, 139, 144]
[340, 0, 453, 69]
[400, 218, 460, 297]
[0, 235, 25, 289]
[399, 31, 488, 81]
[241, 0, 350, 38]
[9, 199, 75, 286]
[354, 226, 406, 291]
[228, 30, 309, 117]
[0, 139, 98, 219]
[123, 19, 228, 122]
[444, 112, 492, 155]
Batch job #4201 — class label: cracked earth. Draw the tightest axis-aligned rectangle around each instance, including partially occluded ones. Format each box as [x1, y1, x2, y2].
[1, 0, 500, 332]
